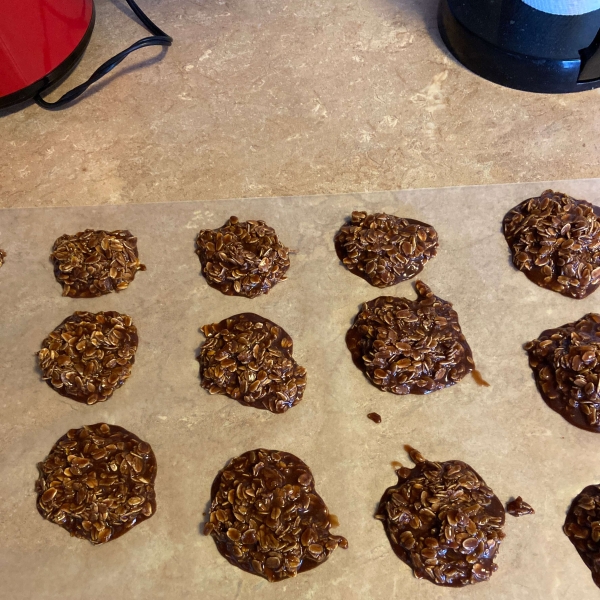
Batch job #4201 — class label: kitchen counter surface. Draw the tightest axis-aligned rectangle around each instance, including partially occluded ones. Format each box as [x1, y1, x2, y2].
[0, 0, 599, 209]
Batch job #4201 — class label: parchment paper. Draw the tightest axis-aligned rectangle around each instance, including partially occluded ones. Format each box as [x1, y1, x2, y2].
[2, 180, 600, 600]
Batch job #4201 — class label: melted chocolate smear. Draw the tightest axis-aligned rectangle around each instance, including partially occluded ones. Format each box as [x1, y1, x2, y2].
[367, 412, 382, 423]
[506, 497, 534, 517]
[376, 446, 505, 587]
[471, 370, 490, 387]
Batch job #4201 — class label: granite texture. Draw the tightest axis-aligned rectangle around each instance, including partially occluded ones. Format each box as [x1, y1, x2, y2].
[0, 0, 599, 209]
[2, 179, 600, 599]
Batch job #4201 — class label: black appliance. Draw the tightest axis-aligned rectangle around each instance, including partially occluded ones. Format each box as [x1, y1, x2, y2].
[439, 0, 600, 93]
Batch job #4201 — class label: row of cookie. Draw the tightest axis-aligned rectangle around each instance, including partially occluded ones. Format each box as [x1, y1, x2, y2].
[37, 423, 598, 589]
[3, 189, 596, 301]
[36, 293, 600, 442]
[37, 423, 538, 587]
[35, 290, 473, 411]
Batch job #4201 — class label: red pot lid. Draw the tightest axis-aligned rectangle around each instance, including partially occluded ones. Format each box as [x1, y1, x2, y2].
[0, 0, 94, 97]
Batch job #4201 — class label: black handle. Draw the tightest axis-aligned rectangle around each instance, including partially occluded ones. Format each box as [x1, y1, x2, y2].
[579, 28, 600, 81]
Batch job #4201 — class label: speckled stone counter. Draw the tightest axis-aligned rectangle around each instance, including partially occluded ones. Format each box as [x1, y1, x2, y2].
[0, 0, 599, 209]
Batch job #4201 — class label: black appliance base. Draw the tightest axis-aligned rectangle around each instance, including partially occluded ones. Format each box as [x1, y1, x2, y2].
[438, 0, 600, 94]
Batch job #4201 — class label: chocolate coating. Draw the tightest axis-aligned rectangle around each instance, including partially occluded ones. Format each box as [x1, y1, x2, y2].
[564, 484, 600, 589]
[198, 313, 307, 413]
[503, 190, 600, 299]
[38, 311, 138, 405]
[334, 212, 438, 287]
[375, 446, 505, 587]
[51, 229, 146, 298]
[195, 216, 290, 298]
[36, 423, 157, 544]
[525, 313, 600, 433]
[346, 281, 474, 395]
[204, 449, 348, 582]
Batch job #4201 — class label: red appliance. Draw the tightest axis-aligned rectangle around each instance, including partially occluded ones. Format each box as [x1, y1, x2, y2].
[0, 0, 171, 110]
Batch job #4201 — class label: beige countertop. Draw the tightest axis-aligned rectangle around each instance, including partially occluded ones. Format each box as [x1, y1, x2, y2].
[0, 0, 599, 209]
